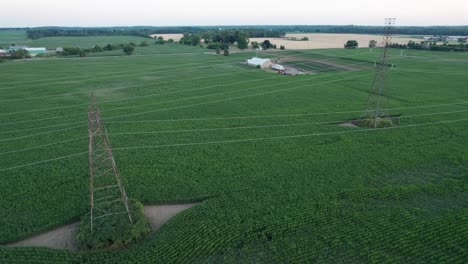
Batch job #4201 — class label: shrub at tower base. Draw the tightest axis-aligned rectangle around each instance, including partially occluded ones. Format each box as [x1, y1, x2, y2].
[77, 199, 150, 250]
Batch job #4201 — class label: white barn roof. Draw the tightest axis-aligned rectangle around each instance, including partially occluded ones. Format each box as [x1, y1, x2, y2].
[247, 57, 271, 66]
[271, 64, 285, 71]
[0, 49, 7, 53]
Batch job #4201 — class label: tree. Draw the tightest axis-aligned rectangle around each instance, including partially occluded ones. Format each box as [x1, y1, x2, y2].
[10, 49, 29, 59]
[104, 44, 114, 51]
[79, 49, 86, 57]
[280, 45, 285, 50]
[155, 38, 165, 45]
[123, 45, 135, 55]
[369, 40, 377, 48]
[251, 41, 259, 49]
[191, 35, 201, 46]
[224, 49, 229, 56]
[139, 41, 149, 47]
[344, 40, 358, 49]
[237, 37, 249, 50]
[261, 40, 273, 50]
[207, 42, 222, 50]
[91, 45, 103, 52]
[301, 37, 309, 41]
[168, 39, 174, 43]
[458, 38, 467, 44]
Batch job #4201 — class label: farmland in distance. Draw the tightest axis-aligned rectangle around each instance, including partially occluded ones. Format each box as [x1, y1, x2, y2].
[0, 42, 467, 263]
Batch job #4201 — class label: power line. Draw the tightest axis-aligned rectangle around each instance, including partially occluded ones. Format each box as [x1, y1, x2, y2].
[0, 125, 85, 143]
[0, 48, 366, 90]
[1, 117, 466, 173]
[0, 68, 373, 126]
[1, 108, 466, 153]
[106, 109, 468, 136]
[0, 60, 372, 116]
[0, 137, 86, 156]
[1, 99, 467, 141]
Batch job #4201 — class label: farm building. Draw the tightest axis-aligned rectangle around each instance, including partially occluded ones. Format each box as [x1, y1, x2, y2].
[247, 57, 272, 68]
[8, 46, 46, 56]
[0, 49, 8, 57]
[271, 64, 285, 71]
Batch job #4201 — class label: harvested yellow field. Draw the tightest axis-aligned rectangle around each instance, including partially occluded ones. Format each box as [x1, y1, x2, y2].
[149, 34, 184, 41]
[250, 33, 422, 49]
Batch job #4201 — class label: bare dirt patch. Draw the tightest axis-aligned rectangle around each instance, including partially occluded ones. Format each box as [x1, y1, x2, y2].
[5, 203, 196, 251]
[7, 223, 80, 251]
[338, 122, 359, 128]
[144, 204, 196, 230]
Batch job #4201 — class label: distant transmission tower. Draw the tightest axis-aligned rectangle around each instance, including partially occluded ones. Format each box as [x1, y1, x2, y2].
[88, 94, 132, 231]
[364, 18, 396, 128]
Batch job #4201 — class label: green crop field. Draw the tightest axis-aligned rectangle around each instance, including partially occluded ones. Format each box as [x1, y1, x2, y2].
[0, 43, 467, 263]
[0, 30, 30, 48]
[28, 35, 155, 49]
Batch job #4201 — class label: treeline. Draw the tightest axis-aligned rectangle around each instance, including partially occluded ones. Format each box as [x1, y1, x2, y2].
[389, 41, 468, 52]
[179, 29, 284, 50]
[260, 25, 468, 36]
[21, 25, 468, 39]
[26, 27, 154, 39]
[26, 27, 285, 40]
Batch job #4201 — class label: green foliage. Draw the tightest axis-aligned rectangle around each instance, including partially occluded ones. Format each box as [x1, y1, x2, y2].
[139, 41, 149, 47]
[76, 199, 150, 250]
[344, 40, 359, 49]
[356, 116, 395, 128]
[9, 49, 29, 59]
[0, 48, 467, 263]
[261, 40, 273, 50]
[223, 49, 229, 56]
[206, 42, 222, 50]
[369, 40, 377, 48]
[180, 33, 201, 46]
[167, 38, 174, 43]
[251, 41, 259, 49]
[91, 45, 103, 52]
[280, 45, 285, 50]
[123, 45, 135, 55]
[104, 44, 114, 51]
[61, 47, 83, 56]
[301, 37, 309, 41]
[155, 38, 165, 45]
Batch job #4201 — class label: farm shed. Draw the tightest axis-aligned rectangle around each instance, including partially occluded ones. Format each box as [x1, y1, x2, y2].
[0, 49, 8, 57]
[247, 57, 272, 68]
[8, 46, 46, 56]
[271, 64, 285, 71]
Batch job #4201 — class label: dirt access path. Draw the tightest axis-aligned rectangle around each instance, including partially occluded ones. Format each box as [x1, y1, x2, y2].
[5, 203, 196, 251]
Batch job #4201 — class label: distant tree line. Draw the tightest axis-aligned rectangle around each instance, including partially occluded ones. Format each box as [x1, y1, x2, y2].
[26, 28, 154, 39]
[179, 29, 284, 50]
[59, 42, 139, 57]
[14, 25, 468, 40]
[389, 40, 468, 52]
[25, 27, 285, 40]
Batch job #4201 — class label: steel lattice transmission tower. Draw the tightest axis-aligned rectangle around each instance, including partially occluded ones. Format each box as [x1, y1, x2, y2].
[364, 18, 396, 128]
[88, 94, 133, 231]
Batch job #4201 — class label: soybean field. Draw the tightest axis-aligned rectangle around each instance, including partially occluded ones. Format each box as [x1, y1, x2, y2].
[0, 43, 467, 263]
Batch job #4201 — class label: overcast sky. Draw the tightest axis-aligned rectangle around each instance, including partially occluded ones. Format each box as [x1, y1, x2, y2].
[3, 0, 468, 27]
